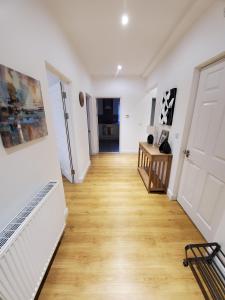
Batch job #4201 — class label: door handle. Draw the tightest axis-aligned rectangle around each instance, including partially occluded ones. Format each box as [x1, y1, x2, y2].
[183, 149, 190, 158]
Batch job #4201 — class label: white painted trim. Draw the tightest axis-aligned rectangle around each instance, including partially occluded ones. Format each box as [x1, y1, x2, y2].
[173, 69, 200, 199]
[91, 97, 99, 154]
[45, 61, 71, 83]
[76, 160, 91, 183]
[167, 188, 177, 201]
[46, 64, 77, 184]
[120, 151, 138, 154]
[91, 151, 99, 155]
[64, 207, 69, 220]
[176, 53, 225, 200]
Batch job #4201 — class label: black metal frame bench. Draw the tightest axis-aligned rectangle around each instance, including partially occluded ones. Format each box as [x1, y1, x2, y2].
[183, 242, 225, 300]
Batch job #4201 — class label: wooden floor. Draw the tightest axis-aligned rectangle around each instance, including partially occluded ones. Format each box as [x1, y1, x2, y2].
[38, 154, 205, 300]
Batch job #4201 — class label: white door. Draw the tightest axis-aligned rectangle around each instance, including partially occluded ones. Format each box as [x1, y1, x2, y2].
[49, 82, 74, 183]
[177, 59, 225, 241]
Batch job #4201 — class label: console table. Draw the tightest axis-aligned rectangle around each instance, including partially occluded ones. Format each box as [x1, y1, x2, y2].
[138, 142, 172, 193]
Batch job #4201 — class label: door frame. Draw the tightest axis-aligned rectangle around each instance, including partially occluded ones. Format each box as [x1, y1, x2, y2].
[60, 81, 75, 183]
[95, 97, 121, 153]
[85, 93, 92, 155]
[176, 53, 225, 197]
[45, 62, 76, 183]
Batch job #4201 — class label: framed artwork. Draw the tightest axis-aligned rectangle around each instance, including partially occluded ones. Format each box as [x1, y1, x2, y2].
[158, 130, 169, 146]
[159, 88, 177, 125]
[0, 64, 48, 148]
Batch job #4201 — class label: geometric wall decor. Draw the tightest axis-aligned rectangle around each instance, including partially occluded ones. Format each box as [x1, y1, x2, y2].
[159, 88, 177, 126]
[0, 64, 48, 148]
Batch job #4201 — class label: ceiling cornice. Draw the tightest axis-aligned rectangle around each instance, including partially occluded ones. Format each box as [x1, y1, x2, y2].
[141, 0, 215, 79]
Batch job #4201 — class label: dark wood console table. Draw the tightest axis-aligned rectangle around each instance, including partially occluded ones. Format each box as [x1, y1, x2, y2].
[138, 142, 172, 193]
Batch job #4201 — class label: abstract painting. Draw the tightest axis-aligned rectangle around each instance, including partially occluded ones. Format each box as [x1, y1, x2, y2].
[0, 65, 47, 148]
[159, 88, 177, 126]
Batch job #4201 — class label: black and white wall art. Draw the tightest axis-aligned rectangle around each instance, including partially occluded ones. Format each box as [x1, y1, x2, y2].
[159, 88, 177, 126]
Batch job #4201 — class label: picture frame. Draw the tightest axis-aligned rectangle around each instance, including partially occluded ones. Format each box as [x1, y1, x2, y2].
[159, 88, 177, 126]
[0, 64, 48, 148]
[158, 130, 169, 146]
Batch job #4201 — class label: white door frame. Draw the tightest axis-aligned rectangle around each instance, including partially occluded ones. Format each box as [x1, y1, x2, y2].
[176, 53, 225, 196]
[45, 62, 77, 183]
[177, 56, 225, 241]
[85, 93, 93, 155]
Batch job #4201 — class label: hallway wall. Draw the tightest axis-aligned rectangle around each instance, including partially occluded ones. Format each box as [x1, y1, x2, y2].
[145, 0, 225, 206]
[0, 0, 92, 231]
[93, 77, 146, 152]
[146, 0, 225, 197]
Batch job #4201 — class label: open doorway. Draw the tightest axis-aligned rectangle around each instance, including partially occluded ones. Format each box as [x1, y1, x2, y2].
[97, 98, 120, 152]
[47, 69, 75, 183]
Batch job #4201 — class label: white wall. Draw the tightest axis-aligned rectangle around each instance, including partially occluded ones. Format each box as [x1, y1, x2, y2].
[145, 0, 225, 246]
[145, 0, 225, 202]
[0, 0, 91, 231]
[93, 77, 146, 152]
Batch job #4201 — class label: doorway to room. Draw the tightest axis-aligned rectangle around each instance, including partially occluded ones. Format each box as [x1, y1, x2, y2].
[47, 69, 75, 183]
[97, 98, 120, 152]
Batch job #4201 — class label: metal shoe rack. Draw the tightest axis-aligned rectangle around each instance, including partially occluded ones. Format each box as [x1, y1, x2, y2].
[183, 242, 225, 299]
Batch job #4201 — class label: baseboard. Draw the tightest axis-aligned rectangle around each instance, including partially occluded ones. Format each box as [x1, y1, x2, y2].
[64, 207, 69, 220]
[76, 160, 91, 183]
[119, 150, 138, 154]
[91, 151, 98, 155]
[167, 188, 177, 201]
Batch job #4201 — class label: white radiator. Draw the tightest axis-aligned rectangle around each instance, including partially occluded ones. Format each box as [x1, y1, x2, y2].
[0, 181, 66, 300]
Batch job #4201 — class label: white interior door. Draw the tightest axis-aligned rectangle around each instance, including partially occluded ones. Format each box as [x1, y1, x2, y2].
[49, 82, 74, 183]
[177, 59, 225, 241]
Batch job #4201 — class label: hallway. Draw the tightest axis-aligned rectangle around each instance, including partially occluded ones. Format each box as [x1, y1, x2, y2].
[38, 154, 205, 300]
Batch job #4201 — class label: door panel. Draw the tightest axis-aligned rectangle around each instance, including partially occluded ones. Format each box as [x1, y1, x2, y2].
[205, 66, 224, 90]
[179, 160, 200, 208]
[178, 59, 225, 241]
[197, 174, 223, 225]
[193, 102, 216, 152]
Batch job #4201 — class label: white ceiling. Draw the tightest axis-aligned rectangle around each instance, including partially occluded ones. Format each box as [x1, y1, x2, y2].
[42, 0, 213, 78]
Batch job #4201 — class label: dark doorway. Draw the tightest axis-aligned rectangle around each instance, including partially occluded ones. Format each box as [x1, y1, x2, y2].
[97, 98, 120, 152]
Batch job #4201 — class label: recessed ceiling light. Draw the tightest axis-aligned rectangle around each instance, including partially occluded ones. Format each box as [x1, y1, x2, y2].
[121, 14, 129, 26]
[117, 65, 122, 71]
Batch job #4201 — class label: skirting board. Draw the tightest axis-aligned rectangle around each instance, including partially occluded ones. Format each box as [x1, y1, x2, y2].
[64, 207, 69, 220]
[119, 151, 138, 154]
[167, 188, 177, 201]
[76, 160, 91, 183]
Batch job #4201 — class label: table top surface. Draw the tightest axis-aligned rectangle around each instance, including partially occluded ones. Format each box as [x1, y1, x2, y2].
[139, 142, 172, 156]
